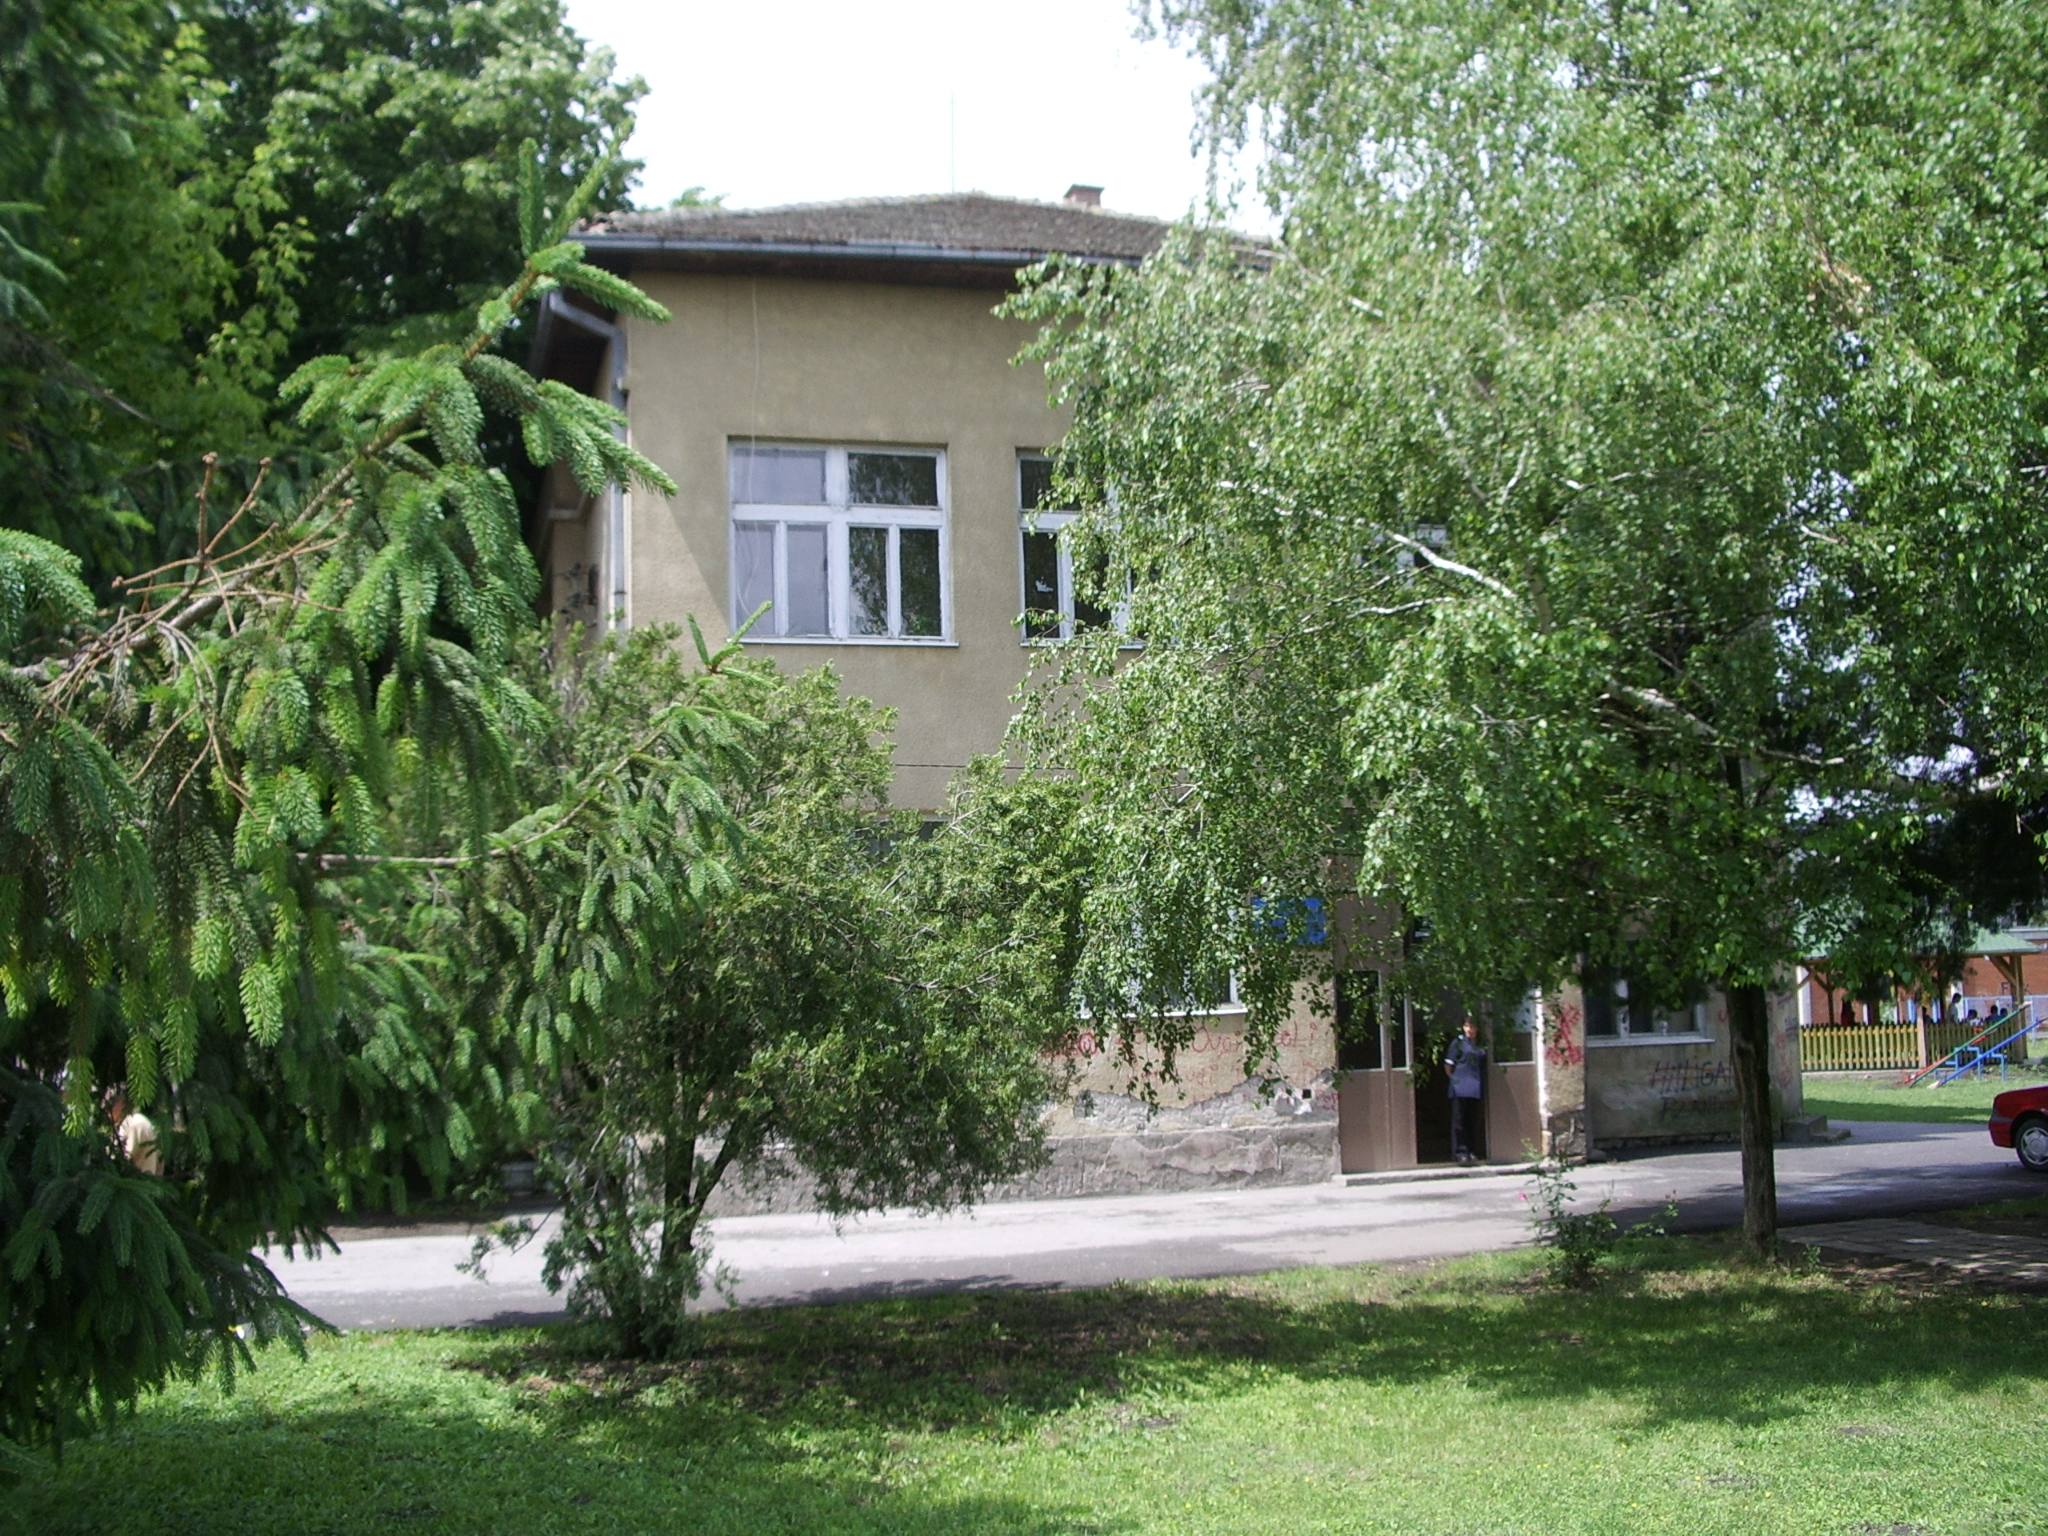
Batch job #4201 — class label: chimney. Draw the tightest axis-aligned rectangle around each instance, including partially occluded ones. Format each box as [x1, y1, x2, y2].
[1063, 184, 1103, 208]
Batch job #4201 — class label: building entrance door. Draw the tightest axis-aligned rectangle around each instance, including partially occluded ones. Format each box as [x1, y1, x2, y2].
[1339, 974, 1547, 1172]
[1412, 1051, 1469, 1165]
[1335, 971, 1416, 1174]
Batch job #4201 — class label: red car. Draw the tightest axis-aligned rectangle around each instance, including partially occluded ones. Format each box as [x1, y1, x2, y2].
[1989, 1084, 2048, 1172]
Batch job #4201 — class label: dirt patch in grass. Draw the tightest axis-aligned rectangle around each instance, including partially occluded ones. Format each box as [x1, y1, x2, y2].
[1807, 1250, 2039, 1296]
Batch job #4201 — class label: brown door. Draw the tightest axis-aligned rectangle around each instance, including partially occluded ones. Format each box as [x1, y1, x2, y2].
[1485, 1062, 1543, 1163]
[1335, 971, 1418, 1173]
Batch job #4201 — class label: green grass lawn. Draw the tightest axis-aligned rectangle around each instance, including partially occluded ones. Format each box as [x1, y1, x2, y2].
[10, 1241, 2046, 1536]
[1804, 1067, 2048, 1126]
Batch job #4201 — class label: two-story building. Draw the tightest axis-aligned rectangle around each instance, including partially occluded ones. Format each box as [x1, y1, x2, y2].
[527, 189, 1809, 1200]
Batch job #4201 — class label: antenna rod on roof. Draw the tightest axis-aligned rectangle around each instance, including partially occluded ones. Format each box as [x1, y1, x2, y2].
[950, 94, 957, 193]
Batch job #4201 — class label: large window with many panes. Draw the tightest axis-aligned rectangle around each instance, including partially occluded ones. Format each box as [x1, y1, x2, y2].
[731, 442, 948, 641]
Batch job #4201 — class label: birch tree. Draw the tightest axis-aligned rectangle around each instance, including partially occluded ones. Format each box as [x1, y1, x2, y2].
[1013, 0, 2048, 1256]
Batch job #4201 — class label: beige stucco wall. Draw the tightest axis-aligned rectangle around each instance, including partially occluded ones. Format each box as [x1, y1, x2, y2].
[607, 271, 1070, 810]
[1579, 987, 1806, 1145]
[1045, 981, 1338, 1148]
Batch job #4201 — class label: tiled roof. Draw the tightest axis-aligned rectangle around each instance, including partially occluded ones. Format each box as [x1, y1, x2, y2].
[581, 192, 1171, 265]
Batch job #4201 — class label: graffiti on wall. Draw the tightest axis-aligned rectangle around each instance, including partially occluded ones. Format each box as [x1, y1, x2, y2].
[1646, 1058, 1736, 1119]
[1545, 1002, 1584, 1068]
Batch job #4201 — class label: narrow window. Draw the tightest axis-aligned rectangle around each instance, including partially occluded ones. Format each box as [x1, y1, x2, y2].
[849, 525, 889, 635]
[1582, 977, 1619, 1037]
[1336, 971, 1384, 1072]
[1073, 546, 1113, 630]
[900, 527, 942, 636]
[1017, 451, 1121, 643]
[1021, 529, 1062, 640]
[784, 524, 830, 636]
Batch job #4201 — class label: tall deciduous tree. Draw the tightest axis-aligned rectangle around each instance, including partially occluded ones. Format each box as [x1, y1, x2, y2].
[203, 0, 643, 364]
[1013, 0, 2048, 1255]
[1, 0, 306, 585]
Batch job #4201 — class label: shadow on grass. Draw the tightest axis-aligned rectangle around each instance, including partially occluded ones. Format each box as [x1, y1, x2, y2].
[15, 1381, 1113, 1536]
[19, 1241, 2048, 1535]
[1926, 1190, 2048, 1235]
[455, 1238, 2048, 1446]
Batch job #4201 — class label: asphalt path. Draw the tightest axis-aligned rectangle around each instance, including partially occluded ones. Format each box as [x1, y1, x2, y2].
[274, 1118, 2036, 1332]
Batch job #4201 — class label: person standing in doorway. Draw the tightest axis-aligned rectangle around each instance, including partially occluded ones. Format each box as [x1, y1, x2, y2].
[1446, 1019, 1488, 1165]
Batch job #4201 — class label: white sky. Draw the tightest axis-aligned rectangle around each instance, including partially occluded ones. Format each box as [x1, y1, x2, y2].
[560, 0, 1261, 226]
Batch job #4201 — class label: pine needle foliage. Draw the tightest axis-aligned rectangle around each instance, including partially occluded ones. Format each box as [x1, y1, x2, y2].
[0, 143, 690, 1452]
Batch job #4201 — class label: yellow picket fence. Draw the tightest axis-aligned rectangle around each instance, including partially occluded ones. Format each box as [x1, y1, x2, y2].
[1801, 1018, 2031, 1073]
[1799, 1023, 1920, 1073]
[1927, 1021, 1992, 1064]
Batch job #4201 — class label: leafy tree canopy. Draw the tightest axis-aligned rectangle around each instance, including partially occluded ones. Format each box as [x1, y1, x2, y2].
[1, 0, 299, 582]
[1013, 0, 2048, 1252]
[1, 0, 644, 589]
[463, 634, 1085, 1358]
[204, 0, 643, 363]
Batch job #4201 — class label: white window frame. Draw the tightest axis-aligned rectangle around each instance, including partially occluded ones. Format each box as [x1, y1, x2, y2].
[730, 441, 951, 644]
[1077, 969, 1246, 1022]
[1017, 452, 1130, 645]
[1167, 970, 1246, 1018]
[1584, 977, 1715, 1047]
[1018, 508, 1089, 643]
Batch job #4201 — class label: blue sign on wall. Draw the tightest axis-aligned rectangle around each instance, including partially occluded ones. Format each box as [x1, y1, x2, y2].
[1253, 895, 1327, 947]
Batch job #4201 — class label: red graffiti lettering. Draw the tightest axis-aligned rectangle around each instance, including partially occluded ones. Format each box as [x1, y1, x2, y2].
[1045, 1030, 1100, 1063]
[1544, 1004, 1585, 1068]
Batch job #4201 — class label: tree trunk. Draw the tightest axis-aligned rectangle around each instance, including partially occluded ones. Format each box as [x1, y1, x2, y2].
[660, 1074, 706, 1284]
[660, 1128, 697, 1275]
[1726, 979, 1778, 1261]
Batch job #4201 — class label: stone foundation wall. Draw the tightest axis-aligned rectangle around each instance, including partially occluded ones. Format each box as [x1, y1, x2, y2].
[703, 989, 1343, 1217]
[702, 1080, 1341, 1218]
[1007, 1120, 1338, 1201]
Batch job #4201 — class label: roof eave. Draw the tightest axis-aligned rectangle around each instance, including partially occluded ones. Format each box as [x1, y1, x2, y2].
[576, 232, 1147, 289]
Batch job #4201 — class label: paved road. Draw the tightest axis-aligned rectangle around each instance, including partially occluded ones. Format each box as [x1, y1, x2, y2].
[274, 1118, 2036, 1331]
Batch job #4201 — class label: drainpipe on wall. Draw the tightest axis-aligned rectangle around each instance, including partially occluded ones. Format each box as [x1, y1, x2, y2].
[539, 291, 629, 632]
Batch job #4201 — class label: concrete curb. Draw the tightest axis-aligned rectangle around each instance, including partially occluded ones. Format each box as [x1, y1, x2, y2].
[1333, 1161, 1542, 1189]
